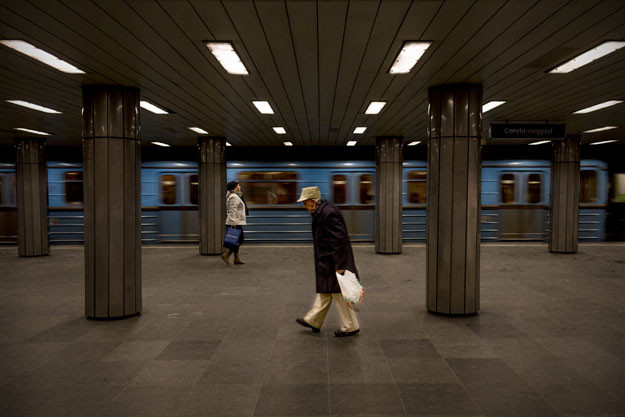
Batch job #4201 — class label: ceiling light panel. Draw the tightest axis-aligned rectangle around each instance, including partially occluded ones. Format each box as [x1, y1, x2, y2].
[206, 42, 248, 75]
[365, 101, 386, 114]
[582, 126, 618, 133]
[15, 127, 51, 136]
[353, 127, 367, 134]
[549, 41, 625, 73]
[528, 140, 550, 146]
[590, 140, 618, 145]
[389, 41, 431, 74]
[346, 141, 357, 146]
[1, 40, 84, 74]
[151, 141, 170, 147]
[482, 101, 506, 113]
[573, 100, 623, 114]
[252, 101, 274, 114]
[188, 127, 208, 134]
[407, 141, 421, 146]
[226, 142, 232, 146]
[273, 127, 286, 134]
[283, 141, 293, 146]
[140, 101, 169, 114]
[6, 100, 61, 114]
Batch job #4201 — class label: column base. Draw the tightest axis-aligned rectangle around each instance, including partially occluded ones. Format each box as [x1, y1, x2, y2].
[86, 312, 141, 320]
[427, 309, 479, 317]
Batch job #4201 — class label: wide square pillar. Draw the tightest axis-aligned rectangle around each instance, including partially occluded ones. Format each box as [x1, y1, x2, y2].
[375, 136, 403, 254]
[549, 136, 580, 253]
[16, 138, 49, 257]
[427, 84, 482, 315]
[198, 137, 226, 255]
[82, 85, 141, 319]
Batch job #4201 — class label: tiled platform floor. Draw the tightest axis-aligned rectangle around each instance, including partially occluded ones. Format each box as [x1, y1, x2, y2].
[0, 243, 624, 417]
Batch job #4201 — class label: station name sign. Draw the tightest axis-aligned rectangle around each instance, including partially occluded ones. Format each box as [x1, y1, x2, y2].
[490, 123, 566, 139]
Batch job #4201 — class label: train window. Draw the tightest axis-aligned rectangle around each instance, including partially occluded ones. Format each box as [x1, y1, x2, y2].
[333, 175, 347, 204]
[237, 171, 297, 204]
[189, 175, 198, 205]
[407, 171, 427, 204]
[359, 174, 374, 204]
[500, 173, 515, 203]
[64, 172, 83, 204]
[0, 175, 3, 205]
[580, 170, 597, 203]
[527, 174, 542, 204]
[161, 174, 177, 205]
[614, 173, 625, 203]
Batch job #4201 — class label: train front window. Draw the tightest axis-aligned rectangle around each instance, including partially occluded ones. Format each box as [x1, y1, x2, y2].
[237, 171, 297, 204]
[580, 170, 597, 203]
[65, 172, 83, 205]
[407, 171, 427, 204]
[359, 174, 374, 204]
[527, 174, 542, 204]
[161, 174, 177, 205]
[500, 173, 515, 203]
[333, 175, 347, 204]
[189, 175, 198, 205]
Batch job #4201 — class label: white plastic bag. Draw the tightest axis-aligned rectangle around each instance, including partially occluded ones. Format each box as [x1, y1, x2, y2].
[336, 270, 364, 312]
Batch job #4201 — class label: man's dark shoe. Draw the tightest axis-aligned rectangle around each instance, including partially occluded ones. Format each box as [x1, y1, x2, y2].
[334, 329, 360, 337]
[296, 318, 320, 333]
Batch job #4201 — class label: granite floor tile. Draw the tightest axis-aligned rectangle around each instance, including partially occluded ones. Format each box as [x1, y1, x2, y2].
[387, 357, 459, 383]
[396, 383, 481, 415]
[130, 359, 210, 386]
[380, 339, 440, 359]
[177, 383, 261, 417]
[102, 340, 170, 361]
[200, 358, 270, 385]
[329, 383, 405, 415]
[253, 384, 329, 416]
[98, 385, 191, 417]
[156, 340, 221, 361]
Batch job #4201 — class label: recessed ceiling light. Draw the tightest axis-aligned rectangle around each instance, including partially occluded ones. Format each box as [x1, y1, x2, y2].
[528, 140, 550, 146]
[188, 127, 209, 134]
[0, 40, 85, 74]
[590, 140, 618, 145]
[226, 142, 232, 146]
[273, 127, 286, 134]
[283, 141, 293, 146]
[140, 101, 169, 114]
[15, 127, 51, 136]
[151, 141, 170, 147]
[206, 42, 248, 75]
[6, 100, 61, 114]
[365, 101, 386, 114]
[252, 101, 274, 114]
[582, 126, 618, 133]
[407, 141, 421, 146]
[353, 127, 367, 134]
[573, 100, 623, 114]
[389, 41, 431, 74]
[346, 141, 357, 146]
[549, 41, 625, 73]
[482, 101, 506, 113]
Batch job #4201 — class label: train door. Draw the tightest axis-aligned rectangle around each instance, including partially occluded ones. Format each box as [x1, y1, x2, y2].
[0, 173, 17, 243]
[158, 172, 198, 242]
[498, 171, 546, 240]
[331, 171, 375, 241]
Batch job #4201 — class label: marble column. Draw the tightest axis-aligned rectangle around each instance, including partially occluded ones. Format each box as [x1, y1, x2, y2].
[82, 85, 141, 319]
[427, 84, 482, 315]
[16, 138, 49, 257]
[549, 136, 580, 253]
[198, 137, 226, 255]
[375, 137, 403, 254]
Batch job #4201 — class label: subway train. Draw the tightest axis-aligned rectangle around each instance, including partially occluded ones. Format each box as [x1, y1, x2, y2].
[1, 156, 622, 245]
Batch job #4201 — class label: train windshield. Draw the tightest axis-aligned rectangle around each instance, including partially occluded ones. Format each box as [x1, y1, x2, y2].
[500, 173, 515, 203]
[580, 170, 597, 203]
[64, 172, 83, 205]
[333, 175, 347, 204]
[161, 174, 177, 205]
[527, 174, 542, 204]
[237, 171, 297, 204]
[407, 171, 427, 204]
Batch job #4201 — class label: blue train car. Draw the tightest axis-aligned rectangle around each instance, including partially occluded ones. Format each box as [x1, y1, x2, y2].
[0, 163, 17, 243]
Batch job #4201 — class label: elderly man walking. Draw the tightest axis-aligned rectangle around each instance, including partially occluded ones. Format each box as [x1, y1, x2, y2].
[296, 186, 360, 337]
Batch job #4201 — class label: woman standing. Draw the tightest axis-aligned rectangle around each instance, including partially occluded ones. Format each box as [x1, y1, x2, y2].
[221, 180, 247, 264]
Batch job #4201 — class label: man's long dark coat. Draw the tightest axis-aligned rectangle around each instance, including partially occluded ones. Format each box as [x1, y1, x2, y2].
[311, 200, 359, 293]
